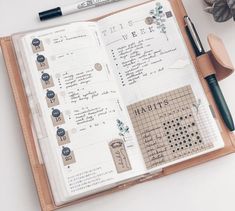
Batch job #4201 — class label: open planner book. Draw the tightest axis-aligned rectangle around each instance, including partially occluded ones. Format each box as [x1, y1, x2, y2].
[12, 0, 224, 205]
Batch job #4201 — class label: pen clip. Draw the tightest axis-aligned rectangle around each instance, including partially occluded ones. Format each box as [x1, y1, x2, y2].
[184, 16, 205, 56]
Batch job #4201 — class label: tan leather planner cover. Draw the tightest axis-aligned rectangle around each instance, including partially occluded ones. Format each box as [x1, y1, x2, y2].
[1, 0, 235, 210]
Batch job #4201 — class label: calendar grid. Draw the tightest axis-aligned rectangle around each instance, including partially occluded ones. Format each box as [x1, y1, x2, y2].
[128, 86, 214, 169]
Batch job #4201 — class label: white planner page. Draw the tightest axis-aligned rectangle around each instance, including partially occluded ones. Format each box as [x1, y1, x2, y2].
[20, 22, 146, 204]
[97, 0, 224, 172]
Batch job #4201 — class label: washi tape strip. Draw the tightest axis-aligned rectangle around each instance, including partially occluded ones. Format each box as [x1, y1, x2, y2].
[109, 139, 131, 173]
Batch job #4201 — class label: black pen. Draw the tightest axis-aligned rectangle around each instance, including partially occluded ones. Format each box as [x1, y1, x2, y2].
[184, 16, 234, 131]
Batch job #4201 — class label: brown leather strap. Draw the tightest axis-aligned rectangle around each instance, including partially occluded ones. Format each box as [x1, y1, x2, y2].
[207, 34, 234, 81]
[197, 54, 216, 78]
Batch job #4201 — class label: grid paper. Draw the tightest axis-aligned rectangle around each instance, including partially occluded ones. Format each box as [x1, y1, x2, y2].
[127, 86, 214, 169]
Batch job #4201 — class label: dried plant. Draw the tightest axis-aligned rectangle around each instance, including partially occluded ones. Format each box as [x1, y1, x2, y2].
[204, 0, 235, 22]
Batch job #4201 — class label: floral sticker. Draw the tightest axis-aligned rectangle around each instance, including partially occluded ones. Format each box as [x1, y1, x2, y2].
[149, 2, 169, 41]
[116, 119, 129, 141]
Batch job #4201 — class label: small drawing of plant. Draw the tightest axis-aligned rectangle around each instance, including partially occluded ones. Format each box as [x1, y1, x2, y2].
[150, 2, 168, 41]
[117, 119, 129, 141]
[193, 99, 202, 114]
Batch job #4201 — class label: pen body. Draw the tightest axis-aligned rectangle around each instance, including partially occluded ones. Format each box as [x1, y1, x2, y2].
[205, 74, 234, 131]
[39, 0, 122, 20]
[62, 0, 121, 15]
[184, 16, 234, 131]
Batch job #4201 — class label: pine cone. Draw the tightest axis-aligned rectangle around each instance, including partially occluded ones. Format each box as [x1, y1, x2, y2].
[204, 0, 235, 22]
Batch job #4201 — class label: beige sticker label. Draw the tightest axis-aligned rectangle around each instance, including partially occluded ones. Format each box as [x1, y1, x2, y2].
[145, 17, 154, 25]
[109, 139, 131, 173]
[51, 112, 65, 126]
[36, 55, 49, 71]
[57, 131, 70, 146]
[41, 74, 54, 89]
[62, 148, 76, 166]
[46, 94, 59, 108]
[94, 63, 103, 71]
[127, 86, 214, 169]
[31, 38, 44, 53]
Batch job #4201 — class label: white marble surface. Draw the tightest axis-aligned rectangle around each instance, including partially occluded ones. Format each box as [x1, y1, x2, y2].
[1, 0, 235, 211]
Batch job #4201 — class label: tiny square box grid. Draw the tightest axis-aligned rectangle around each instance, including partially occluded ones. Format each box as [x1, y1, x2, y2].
[128, 85, 214, 169]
